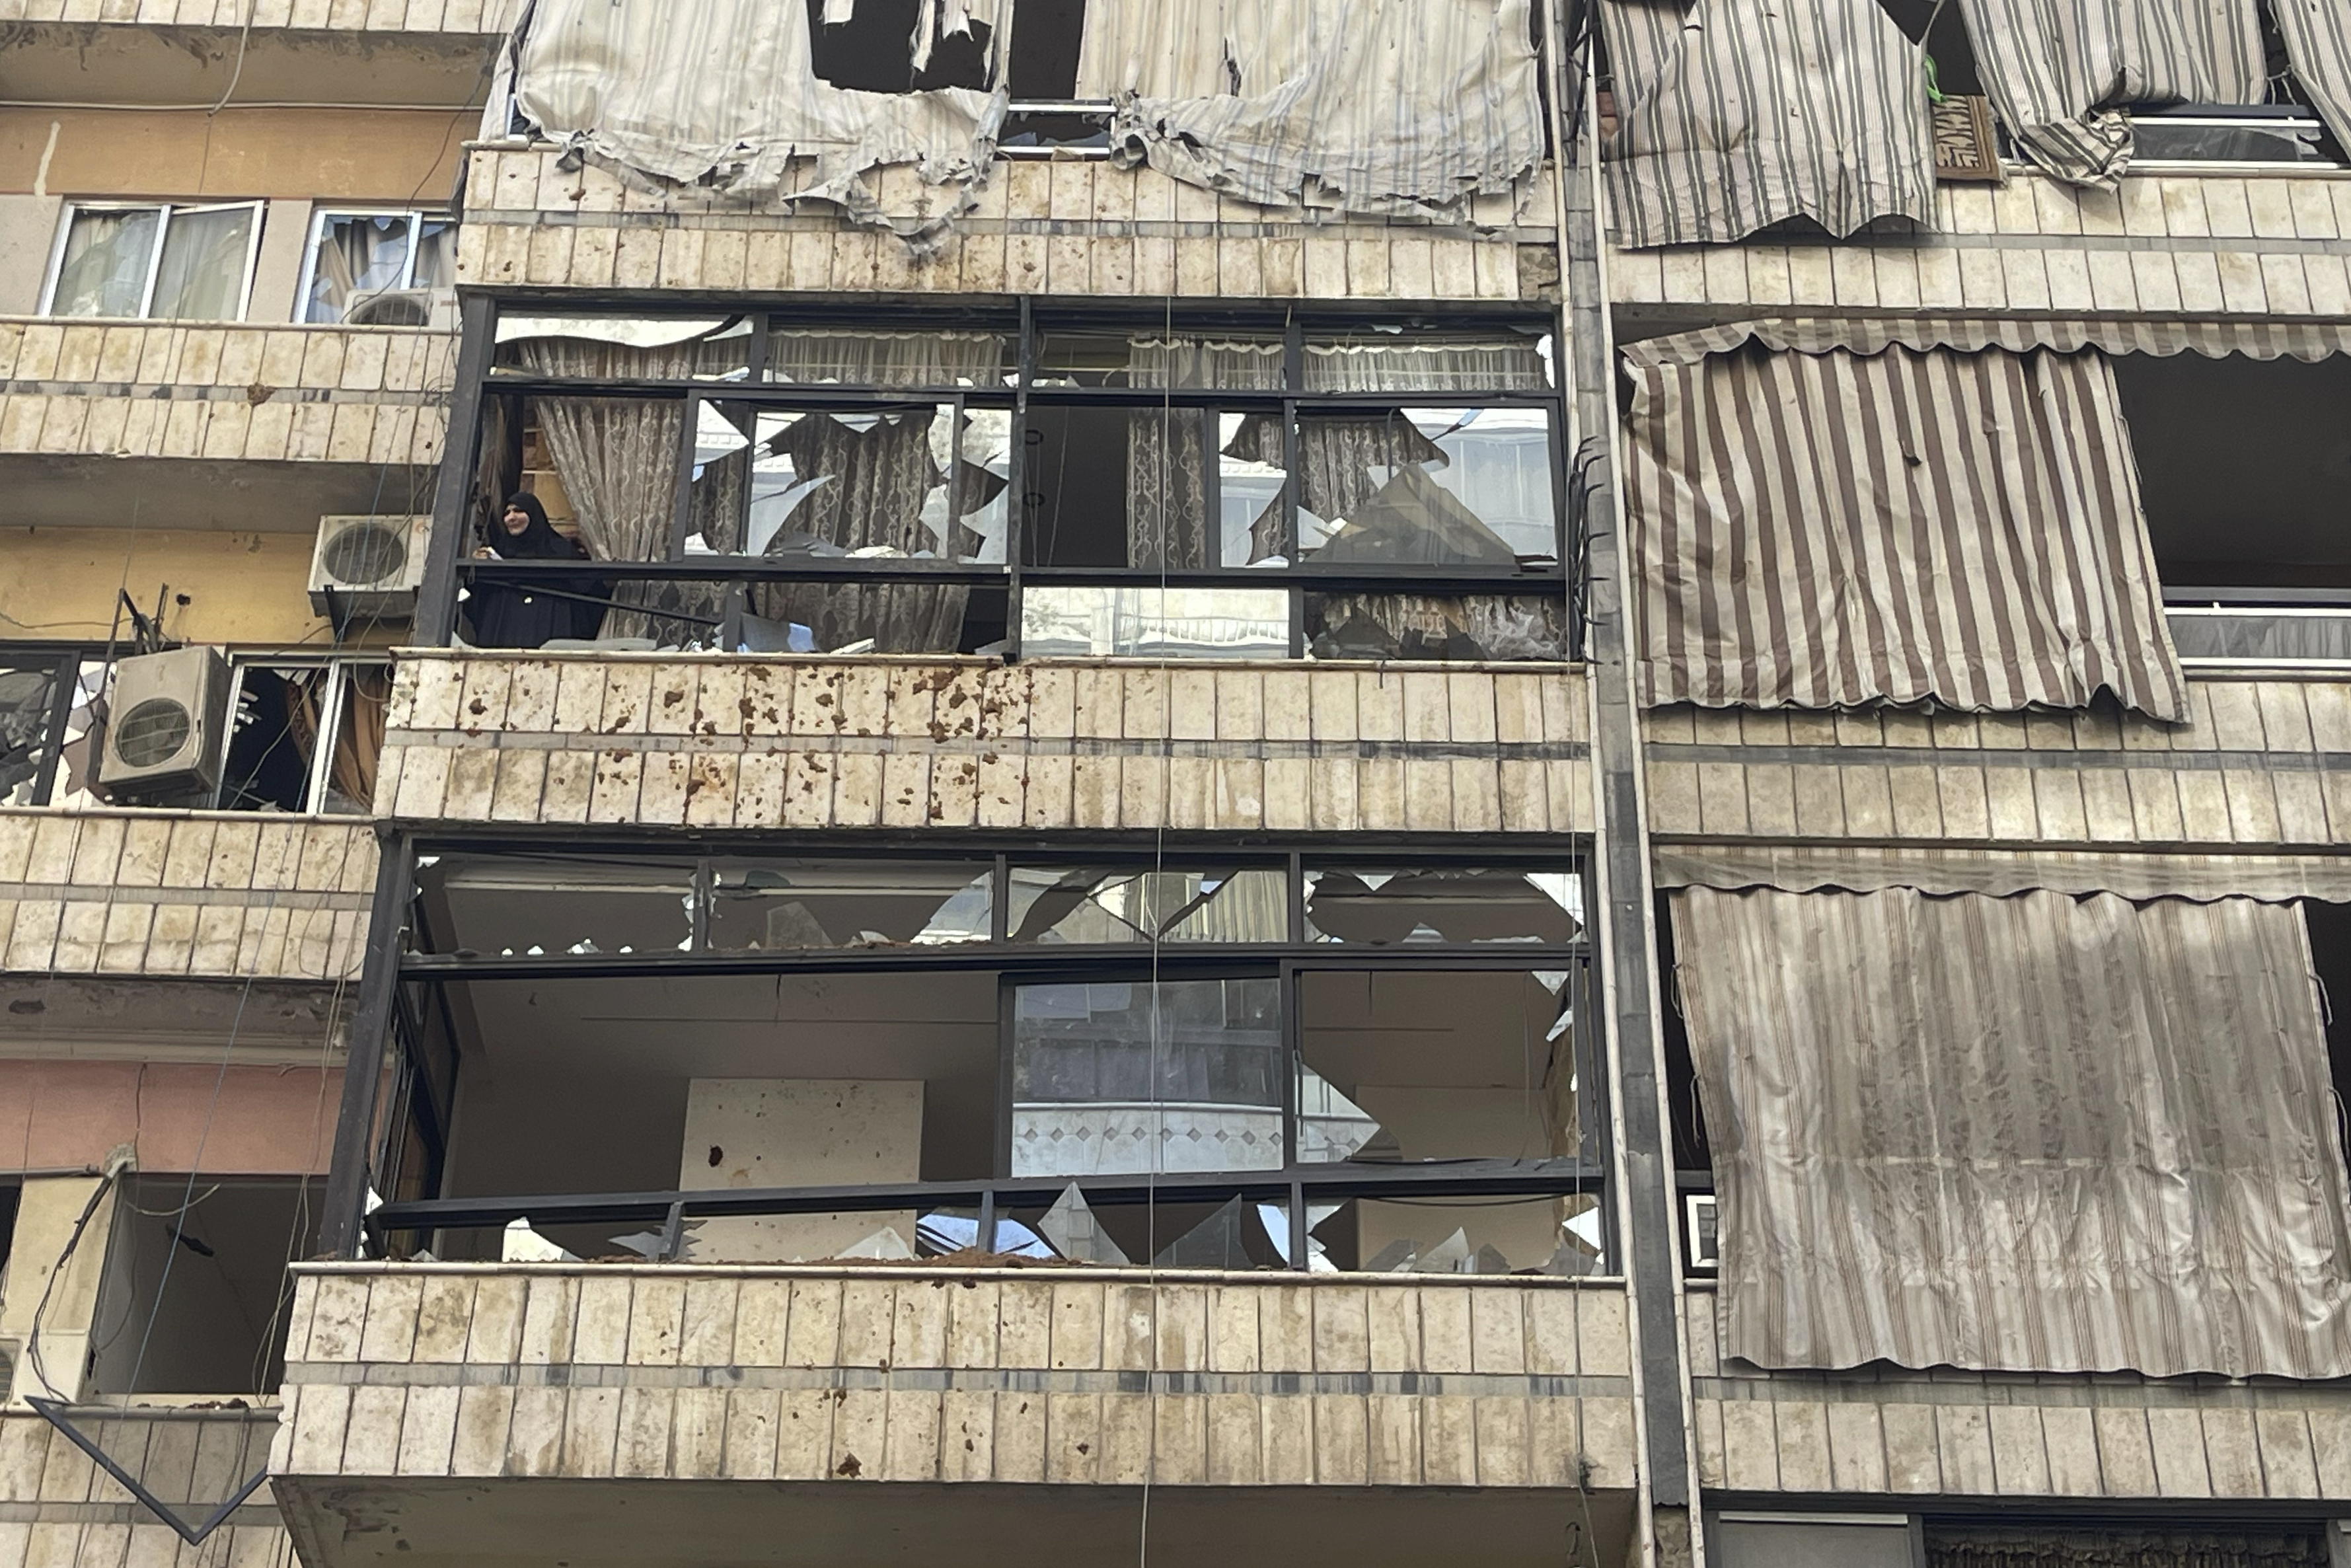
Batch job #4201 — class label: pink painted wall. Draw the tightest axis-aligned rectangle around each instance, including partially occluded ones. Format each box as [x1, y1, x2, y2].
[0, 1061, 344, 1176]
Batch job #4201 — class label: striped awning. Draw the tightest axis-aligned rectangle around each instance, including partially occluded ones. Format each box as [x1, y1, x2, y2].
[1654, 844, 2351, 901]
[1624, 316, 2351, 367]
[1956, 0, 2266, 184]
[2276, 0, 2351, 164]
[1597, 0, 1935, 248]
[1625, 338, 2190, 719]
[1674, 885, 2351, 1378]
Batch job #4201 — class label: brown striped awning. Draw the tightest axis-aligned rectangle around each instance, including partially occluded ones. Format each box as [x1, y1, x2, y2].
[1653, 844, 2351, 901]
[1623, 316, 2351, 366]
[1624, 338, 2190, 719]
[1673, 885, 2351, 1377]
[1955, 0, 2266, 184]
[1598, 0, 1935, 248]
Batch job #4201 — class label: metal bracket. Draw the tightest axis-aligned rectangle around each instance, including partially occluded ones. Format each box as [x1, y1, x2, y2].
[28, 1400, 271, 1546]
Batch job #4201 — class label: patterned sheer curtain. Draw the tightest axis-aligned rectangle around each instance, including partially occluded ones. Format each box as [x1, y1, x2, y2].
[1125, 337, 1285, 570]
[307, 215, 412, 322]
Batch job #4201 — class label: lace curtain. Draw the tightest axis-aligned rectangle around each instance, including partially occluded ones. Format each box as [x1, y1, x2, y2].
[1122, 338, 1285, 570]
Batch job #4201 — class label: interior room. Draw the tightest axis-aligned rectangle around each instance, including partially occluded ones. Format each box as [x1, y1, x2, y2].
[88, 1176, 317, 1397]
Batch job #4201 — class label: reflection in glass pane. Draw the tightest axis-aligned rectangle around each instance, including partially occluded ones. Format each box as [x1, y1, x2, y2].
[0, 659, 65, 805]
[52, 208, 161, 318]
[420, 856, 695, 957]
[1012, 979, 1283, 1177]
[306, 213, 412, 322]
[1006, 868, 1287, 944]
[1305, 592, 1569, 662]
[707, 861, 991, 950]
[1020, 586, 1290, 659]
[412, 219, 457, 290]
[1302, 332, 1550, 392]
[738, 583, 1004, 657]
[1305, 868, 1583, 945]
[1298, 969, 1584, 1272]
[766, 329, 1007, 387]
[149, 206, 256, 320]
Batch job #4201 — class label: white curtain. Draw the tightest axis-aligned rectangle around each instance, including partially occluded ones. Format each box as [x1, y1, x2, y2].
[511, 0, 1006, 239]
[1080, 0, 1546, 220]
[1674, 886, 2351, 1378]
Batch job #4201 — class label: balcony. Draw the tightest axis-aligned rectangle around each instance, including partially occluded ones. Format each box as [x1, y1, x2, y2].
[373, 655, 1590, 837]
[272, 1262, 1637, 1567]
[1610, 169, 2351, 326]
[1643, 675, 2351, 848]
[0, 319, 452, 533]
[455, 147, 1558, 304]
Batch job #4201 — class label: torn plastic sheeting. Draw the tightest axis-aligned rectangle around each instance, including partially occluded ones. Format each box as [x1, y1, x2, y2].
[496, 315, 732, 348]
[511, 0, 1007, 247]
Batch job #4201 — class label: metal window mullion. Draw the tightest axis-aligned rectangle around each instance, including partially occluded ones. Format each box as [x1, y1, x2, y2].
[995, 974, 1018, 1180]
[669, 392, 702, 560]
[29, 652, 78, 806]
[743, 313, 772, 382]
[1008, 297, 1035, 658]
[135, 206, 170, 318]
[208, 661, 250, 809]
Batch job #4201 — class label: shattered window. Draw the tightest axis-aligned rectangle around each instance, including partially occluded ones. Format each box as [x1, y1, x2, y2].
[1305, 868, 1584, 946]
[1298, 968, 1598, 1275]
[1006, 867, 1288, 944]
[805, 0, 994, 93]
[707, 860, 992, 950]
[1273, 408, 1557, 570]
[1011, 979, 1284, 1177]
[417, 855, 696, 957]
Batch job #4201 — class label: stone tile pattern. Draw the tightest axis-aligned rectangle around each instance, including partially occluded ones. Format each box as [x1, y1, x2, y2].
[0, 321, 455, 470]
[373, 655, 1592, 836]
[0, 0, 517, 30]
[457, 148, 1559, 303]
[0, 1409, 289, 1568]
[1644, 680, 2351, 847]
[1689, 1290, 2351, 1502]
[1612, 173, 2351, 318]
[274, 1264, 1635, 1491]
[0, 812, 376, 981]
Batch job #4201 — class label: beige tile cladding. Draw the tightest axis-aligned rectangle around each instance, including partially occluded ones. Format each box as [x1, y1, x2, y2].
[1686, 1290, 2351, 1502]
[373, 655, 1592, 836]
[0, 812, 375, 981]
[274, 1265, 1635, 1490]
[1609, 172, 2351, 318]
[1642, 680, 2351, 848]
[0, 1409, 291, 1568]
[0, 0, 518, 31]
[0, 322, 454, 468]
[455, 148, 1555, 303]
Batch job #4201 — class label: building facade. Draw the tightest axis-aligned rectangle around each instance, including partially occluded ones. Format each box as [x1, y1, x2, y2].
[2, 1, 2351, 1565]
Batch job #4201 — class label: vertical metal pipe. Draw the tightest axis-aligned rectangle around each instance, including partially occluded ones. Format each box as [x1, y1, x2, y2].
[317, 834, 419, 1257]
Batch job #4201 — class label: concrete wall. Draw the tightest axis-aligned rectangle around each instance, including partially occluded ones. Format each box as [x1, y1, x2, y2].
[0, 198, 60, 318]
[0, 108, 472, 203]
[0, 812, 377, 982]
[457, 147, 1560, 303]
[0, 1061, 343, 1176]
[681, 1080, 924, 1263]
[1610, 171, 2351, 322]
[274, 1263, 1636, 1491]
[1, 527, 333, 645]
[374, 656, 1593, 837]
[1644, 679, 2351, 848]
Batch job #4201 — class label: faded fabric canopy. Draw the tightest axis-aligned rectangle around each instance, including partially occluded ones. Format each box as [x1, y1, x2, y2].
[511, 0, 1005, 237]
[1598, 0, 1935, 248]
[1955, 0, 2265, 185]
[1078, 0, 1548, 220]
[1623, 336, 2188, 719]
[2274, 0, 2351, 161]
[1673, 885, 2351, 1378]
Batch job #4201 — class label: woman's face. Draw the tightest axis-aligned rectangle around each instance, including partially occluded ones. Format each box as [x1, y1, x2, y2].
[502, 505, 532, 535]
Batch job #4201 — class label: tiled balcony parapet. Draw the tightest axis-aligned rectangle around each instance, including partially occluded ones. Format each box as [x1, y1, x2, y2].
[373, 655, 1593, 837]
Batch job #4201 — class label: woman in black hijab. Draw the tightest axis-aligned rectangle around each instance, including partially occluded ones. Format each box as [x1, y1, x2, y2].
[463, 493, 609, 648]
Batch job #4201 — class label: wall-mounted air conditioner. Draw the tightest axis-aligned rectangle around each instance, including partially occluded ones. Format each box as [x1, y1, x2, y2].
[343, 286, 457, 329]
[1685, 1192, 1719, 1273]
[97, 647, 231, 801]
[309, 513, 433, 620]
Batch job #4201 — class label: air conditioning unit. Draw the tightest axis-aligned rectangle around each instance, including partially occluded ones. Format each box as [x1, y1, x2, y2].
[310, 513, 432, 619]
[97, 647, 231, 801]
[1684, 1193, 1719, 1272]
[344, 286, 457, 329]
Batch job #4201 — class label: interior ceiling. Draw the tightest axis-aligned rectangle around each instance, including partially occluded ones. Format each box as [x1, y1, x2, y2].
[279, 1477, 1635, 1568]
[2111, 354, 2351, 583]
[6, 457, 437, 534]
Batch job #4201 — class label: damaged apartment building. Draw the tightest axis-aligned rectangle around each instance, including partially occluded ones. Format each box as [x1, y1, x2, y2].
[2, 0, 2351, 1562]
